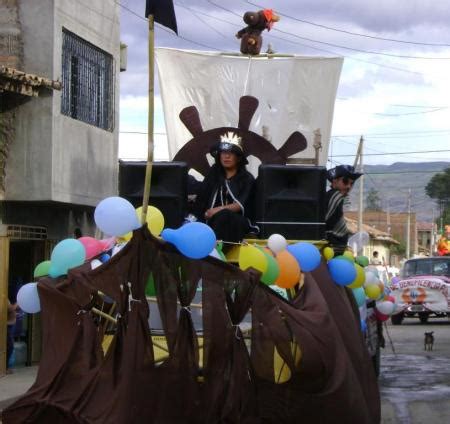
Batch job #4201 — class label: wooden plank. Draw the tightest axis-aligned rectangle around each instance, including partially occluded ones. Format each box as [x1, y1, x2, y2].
[0, 236, 10, 376]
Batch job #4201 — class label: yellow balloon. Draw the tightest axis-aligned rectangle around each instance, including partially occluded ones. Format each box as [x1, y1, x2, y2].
[343, 250, 355, 262]
[239, 245, 268, 274]
[120, 232, 132, 242]
[365, 283, 381, 300]
[323, 247, 334, 261]
[348, 263, 365, 288]
[136, 206, 165, 236]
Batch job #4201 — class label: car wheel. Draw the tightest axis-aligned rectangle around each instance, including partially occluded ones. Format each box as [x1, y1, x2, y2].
[419, 312, 429, 324]
[391, 312, 404, 325]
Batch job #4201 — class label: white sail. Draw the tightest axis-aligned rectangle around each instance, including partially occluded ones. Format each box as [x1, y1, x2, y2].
[155, 48, 343, 173]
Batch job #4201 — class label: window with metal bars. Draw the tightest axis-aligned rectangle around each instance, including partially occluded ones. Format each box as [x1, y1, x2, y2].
[61, 28, 114, 131]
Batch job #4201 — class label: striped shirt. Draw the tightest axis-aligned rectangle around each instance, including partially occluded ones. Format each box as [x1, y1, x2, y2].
[325, 189, 349, 243]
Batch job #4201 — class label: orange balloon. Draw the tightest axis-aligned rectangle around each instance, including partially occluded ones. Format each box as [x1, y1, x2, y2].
[262, 247, 274, 257]
[275, 250, 301, 289]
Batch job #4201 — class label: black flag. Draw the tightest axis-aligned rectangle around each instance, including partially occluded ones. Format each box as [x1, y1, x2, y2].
[145, 0, 178, 34]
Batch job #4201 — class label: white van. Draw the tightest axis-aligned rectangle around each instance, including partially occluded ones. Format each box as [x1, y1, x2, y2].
[389, 257, 450, 324]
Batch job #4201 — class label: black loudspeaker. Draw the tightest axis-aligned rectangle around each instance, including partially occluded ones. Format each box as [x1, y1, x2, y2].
[255, 165, 327, 240]
[119, 161, 188, 229]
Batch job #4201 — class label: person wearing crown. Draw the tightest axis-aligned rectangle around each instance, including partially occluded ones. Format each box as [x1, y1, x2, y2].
[193, 132, 258, 243]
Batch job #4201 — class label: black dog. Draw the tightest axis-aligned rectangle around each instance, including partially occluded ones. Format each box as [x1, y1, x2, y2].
[424, 331, 434, 351]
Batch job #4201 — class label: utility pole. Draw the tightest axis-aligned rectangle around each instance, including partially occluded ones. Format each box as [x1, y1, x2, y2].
[386, 200, 391, 235]
[406, 189, 411, 259]
[353, 136, 364, 232]
[430, 208, 435, 256]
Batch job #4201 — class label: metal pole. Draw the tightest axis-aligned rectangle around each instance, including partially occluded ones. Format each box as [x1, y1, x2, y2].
[141, 15, 155, 224]
[406, 189, 411, 259]
[430, 208, 435, 255]
[357, 136, 364, 232]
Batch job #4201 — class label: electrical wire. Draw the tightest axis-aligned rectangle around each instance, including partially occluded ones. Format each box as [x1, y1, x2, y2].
[243, 0, 450, 47]
[202, 1, 426, 76]
[117, 1, 220, 51]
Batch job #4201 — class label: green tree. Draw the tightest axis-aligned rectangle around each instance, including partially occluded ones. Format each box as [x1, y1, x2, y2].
[425, 167, 450, 202]
[365, 188, 382, 211]
[426, 167, 450, 231]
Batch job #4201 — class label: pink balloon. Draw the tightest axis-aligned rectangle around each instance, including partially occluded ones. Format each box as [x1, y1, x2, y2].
[374, 309, 389, 322]
[386, 295, 395, 303]
[99, 237, 116, 251]
[78, 237, 103, 260]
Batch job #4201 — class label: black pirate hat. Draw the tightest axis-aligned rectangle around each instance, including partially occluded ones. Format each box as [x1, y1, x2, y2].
[327, 165, 362, 182]
[210, 131, 249, 165]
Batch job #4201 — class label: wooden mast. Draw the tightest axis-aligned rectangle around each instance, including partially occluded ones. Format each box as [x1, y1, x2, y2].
[141, 14, 155, 224]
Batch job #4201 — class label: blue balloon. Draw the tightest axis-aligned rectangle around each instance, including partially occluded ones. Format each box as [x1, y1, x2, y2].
[161, 222, 216, 259]
[328, 258, 357, 286]
[49, 238, 86, 278]
[17, 282, 41, 314]
[99, 253, 111, 263]
[94, 196, 140, 237]
[287, 242, 321, 272]
[352, 287, 366, 307]
[360, 318, 367, 333]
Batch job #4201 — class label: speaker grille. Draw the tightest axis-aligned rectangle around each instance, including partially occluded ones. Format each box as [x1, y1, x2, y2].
[255, 165, 327, 239]
[119, 161, 188, 229]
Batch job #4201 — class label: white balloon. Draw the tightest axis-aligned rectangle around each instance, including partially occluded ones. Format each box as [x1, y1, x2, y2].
[348, 231, 370, 254]
[91, 259, 103, 269]
[364, 271, 379, 285]
[17, 282, 41, 314]
[111, 242, 127, 257]
[376, 301, 395, 316]
[267, 234, 287, 254]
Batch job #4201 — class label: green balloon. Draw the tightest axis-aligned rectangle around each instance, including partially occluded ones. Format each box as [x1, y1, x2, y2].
[33, 260, 51, 278]
[258, 248, 280, 285]
[355, 255, 369, 267]
[145, 272, 156, 296]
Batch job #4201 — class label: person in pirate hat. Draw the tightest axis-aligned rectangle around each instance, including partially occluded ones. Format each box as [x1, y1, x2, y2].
[325, 165, 363, 252]
[193, 131, 258, 243]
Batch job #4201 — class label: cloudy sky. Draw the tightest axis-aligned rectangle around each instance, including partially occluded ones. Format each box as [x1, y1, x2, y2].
[118, 0, 450, 167]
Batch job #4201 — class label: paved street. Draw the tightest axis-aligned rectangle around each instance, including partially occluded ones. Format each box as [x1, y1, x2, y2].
[380, 317, 450, 423]
[2, 317, 450, 423]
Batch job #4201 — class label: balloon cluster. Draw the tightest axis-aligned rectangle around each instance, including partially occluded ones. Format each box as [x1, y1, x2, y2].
[17, 197, 166, 314]
[238, 233, 321, 290]
[322, 244, 398, 321]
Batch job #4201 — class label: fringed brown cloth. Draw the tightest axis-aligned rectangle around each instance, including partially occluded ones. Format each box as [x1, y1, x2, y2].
[2, 226, 380, 423]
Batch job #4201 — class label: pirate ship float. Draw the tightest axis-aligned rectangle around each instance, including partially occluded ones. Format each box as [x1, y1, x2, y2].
[2, 5, 381, 424]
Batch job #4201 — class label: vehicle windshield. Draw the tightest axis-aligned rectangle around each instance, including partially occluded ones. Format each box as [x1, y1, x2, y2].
[402, 258, 450, 278]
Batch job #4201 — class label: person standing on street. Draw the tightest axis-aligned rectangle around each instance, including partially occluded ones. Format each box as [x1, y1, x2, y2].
[6, 299, 18, 373]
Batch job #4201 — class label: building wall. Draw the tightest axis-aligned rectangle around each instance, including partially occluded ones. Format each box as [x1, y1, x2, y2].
[5, 0, 120, 206]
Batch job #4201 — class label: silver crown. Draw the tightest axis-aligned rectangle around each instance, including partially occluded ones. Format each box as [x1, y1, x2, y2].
[220, 131, 243, 151]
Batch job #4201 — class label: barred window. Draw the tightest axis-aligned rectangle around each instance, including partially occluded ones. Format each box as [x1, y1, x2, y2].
[61, 28, 114, 131]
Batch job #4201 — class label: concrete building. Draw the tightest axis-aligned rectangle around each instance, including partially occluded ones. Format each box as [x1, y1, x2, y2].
[1, 0, 121, 375]
[417, 221, 438, 256]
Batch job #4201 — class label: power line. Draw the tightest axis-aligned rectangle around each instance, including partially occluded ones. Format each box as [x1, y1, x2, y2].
[244, 0, 450, 47]
[203, 1, 425, 76]
[237, 1, 450, 59]
[117, 1, 220, 51]
[332, 129, 450, 137]
[332, 149, 450, 157]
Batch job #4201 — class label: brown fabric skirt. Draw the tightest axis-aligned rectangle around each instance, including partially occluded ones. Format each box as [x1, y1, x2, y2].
[2, 226, 380, 424]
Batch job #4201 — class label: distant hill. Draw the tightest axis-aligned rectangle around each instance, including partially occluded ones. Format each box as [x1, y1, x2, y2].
[347, 162, 450, 223]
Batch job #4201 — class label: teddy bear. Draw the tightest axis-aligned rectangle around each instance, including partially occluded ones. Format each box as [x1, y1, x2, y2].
[236, 9, 280, 55]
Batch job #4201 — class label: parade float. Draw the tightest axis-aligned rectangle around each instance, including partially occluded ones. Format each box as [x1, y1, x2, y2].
[1, 4, 389, 423]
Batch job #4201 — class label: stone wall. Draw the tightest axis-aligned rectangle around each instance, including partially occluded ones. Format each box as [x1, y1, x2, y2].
[0, 0, 23, 198]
